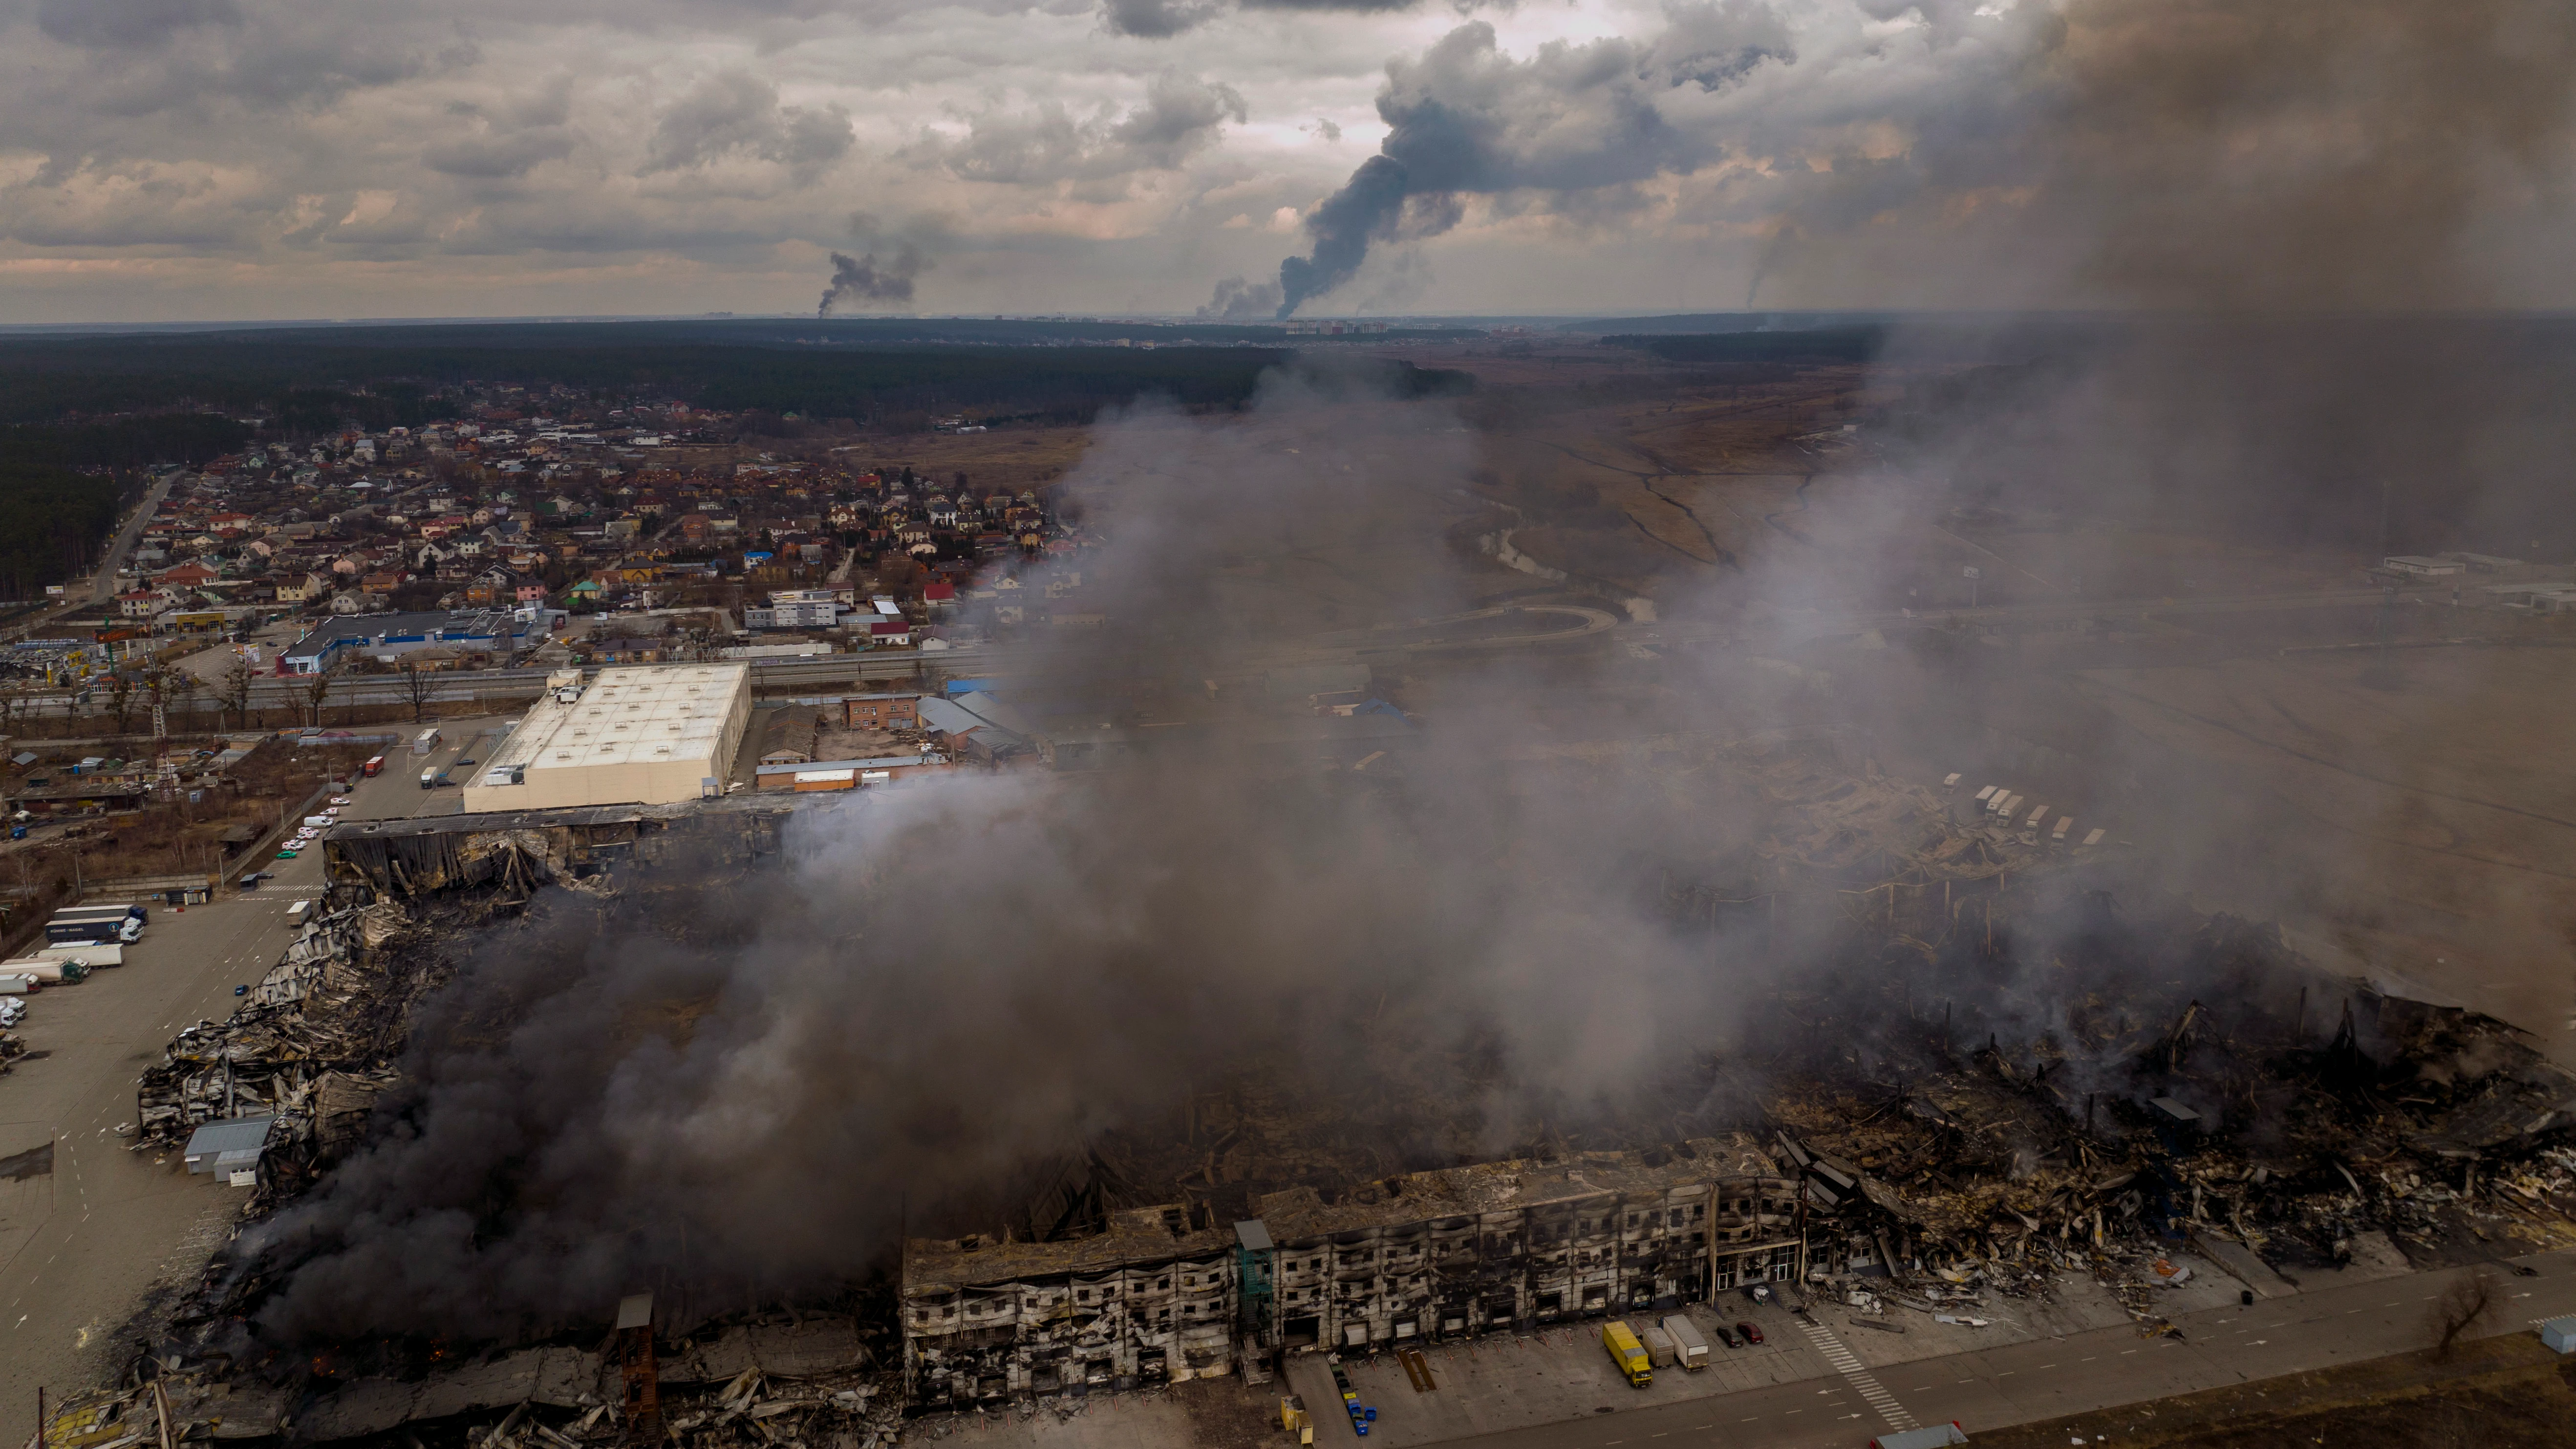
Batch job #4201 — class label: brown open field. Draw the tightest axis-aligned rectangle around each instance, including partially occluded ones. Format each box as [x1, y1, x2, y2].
[782, 425, 1095, 495]
[1974, 1333, 2576, 1449]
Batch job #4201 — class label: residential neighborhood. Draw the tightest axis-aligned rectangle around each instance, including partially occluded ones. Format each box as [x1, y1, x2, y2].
[58, 382, 1101, 681]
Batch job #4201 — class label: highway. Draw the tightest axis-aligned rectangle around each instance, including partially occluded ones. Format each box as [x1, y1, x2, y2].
[2, 575, 2453, 725]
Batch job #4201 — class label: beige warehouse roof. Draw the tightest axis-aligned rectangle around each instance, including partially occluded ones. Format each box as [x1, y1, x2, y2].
[463, 663, 752, 811]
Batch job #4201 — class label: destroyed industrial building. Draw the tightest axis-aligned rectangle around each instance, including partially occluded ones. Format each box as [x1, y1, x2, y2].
[57, 719, 2576, 1449]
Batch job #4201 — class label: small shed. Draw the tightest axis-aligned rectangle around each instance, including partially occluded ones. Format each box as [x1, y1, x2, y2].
[182, 1115, 277, 1178]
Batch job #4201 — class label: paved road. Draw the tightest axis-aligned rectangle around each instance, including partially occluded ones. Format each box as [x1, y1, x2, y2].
[86, 476, 179, 608]
[0, 475, 179, 645]
[1391, 1251, 2576, 1449]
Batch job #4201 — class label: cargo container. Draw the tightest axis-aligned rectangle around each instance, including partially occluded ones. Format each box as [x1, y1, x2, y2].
[1659, 1315, 1708, 1369]
[46, 917, 141, 945]
[2, 958, 89, 983]
[363, 754, 386, 777]
[1602, 1321, 1652, 1387]
[286, 899, 314, 925]
[33, 943, 119, 967]
[0, 975, 37, 995]
[1869, 1426, 1969, 1449]
[413, 727, 442, 755]
[54, 903, 145, 924]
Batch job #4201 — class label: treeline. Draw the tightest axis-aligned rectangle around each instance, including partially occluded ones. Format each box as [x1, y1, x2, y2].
[0, 413, 250, 469]
[0, 412, 246, 601]
[0, 324, 1472, 431]
[0, 458, 121, 600]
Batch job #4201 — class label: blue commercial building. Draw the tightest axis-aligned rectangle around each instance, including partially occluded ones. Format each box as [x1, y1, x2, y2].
[279, 608, 558, 675]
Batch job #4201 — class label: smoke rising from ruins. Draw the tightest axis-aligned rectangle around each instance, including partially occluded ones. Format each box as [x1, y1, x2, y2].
[817, 247, 928, 316]
[247, 379, 1784, 1344]
[244, 0, 2576, 1353]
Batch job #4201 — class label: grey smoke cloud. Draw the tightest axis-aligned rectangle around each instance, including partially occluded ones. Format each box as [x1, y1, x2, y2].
[1274, 7, 1792, 315]
[246, 375, 1779, 1342]
[816, 245, 925, 314]
[1197, 274, 1281, 318]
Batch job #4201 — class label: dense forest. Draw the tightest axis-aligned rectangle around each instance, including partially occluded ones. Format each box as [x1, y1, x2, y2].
[0, 322, 1469, 430]
[0, 457, 123, 601]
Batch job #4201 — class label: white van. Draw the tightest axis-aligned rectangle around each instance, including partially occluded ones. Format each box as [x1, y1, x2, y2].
[286, 899, 314, 925]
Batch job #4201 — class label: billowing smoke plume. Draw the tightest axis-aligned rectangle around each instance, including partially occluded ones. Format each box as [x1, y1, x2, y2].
[241, 0, 2576, 1350]
[1196, 273, 1282, 320]
[245, 373, 1777, 1343]
[1269, 0, 2576, 315]
[1272, 8, 1795, 316]
[816, 246, 926, 316]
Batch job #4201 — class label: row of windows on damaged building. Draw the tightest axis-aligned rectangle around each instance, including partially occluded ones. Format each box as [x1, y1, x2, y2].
[901, 1135, 1888, 1407]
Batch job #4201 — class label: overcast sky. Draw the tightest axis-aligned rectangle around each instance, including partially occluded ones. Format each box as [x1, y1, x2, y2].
[3, 0, 2569, 323]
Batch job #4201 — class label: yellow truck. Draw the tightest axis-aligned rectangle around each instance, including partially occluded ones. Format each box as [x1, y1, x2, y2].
[1603, 1320, 1653, 1388]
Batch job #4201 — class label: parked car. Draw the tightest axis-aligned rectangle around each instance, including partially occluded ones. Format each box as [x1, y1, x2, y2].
[1710, 1324, 1738, 1349]
[275, 849, 298, 859]
[1735, 1322, 1762, 1345]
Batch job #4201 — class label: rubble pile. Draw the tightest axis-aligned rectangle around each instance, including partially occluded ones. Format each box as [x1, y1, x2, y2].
[133, 897, 480, 1212]
[41, 1318, 912, 1449]
[1760, 906, 2576, 1334]
[67, 748, 2576, 1444]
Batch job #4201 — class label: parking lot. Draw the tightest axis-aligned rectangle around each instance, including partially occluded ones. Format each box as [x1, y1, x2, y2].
[0, 713, 515, 1447]
[0, 889, 316, 1447]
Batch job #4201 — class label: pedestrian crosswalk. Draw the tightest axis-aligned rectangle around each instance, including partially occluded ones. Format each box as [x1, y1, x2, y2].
[1801, 1318, 1917, 1431]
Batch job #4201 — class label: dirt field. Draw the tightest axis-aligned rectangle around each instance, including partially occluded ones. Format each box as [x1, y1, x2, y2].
[1972, 1334, 2576, 1449]
[784, 425, 1096, 496]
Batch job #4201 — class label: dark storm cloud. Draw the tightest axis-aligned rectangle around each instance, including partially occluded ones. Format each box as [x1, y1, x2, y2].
[641, 70, 854, 182]
[921, 71, 1245, 185]
[1101, 0, 1419, 39]
[1099, 0, 1217, 38]
[34, 0, 240, 48]
[424, 128, 577, 179]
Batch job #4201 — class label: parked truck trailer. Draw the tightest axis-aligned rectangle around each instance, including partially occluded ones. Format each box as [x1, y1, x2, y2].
[1602, 1321, 1653, 1388]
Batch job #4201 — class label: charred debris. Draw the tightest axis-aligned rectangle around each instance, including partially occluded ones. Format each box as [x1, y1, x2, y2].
[58, 760, 2576, 1449]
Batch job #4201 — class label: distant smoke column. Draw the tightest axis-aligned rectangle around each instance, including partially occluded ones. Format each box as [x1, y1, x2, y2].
[1274, 156, 1412, 320]
[817, 248, 924, 317]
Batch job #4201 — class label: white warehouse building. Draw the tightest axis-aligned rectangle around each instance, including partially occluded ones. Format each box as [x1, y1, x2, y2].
[462, 663, 753, 812]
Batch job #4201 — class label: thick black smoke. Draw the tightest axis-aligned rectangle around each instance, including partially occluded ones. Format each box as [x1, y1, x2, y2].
[245, 377, 1777, 1343]
[1272, 10, 1792, 316]
[1197, 273, 1282, 320]
[816, 246, 925, 316]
